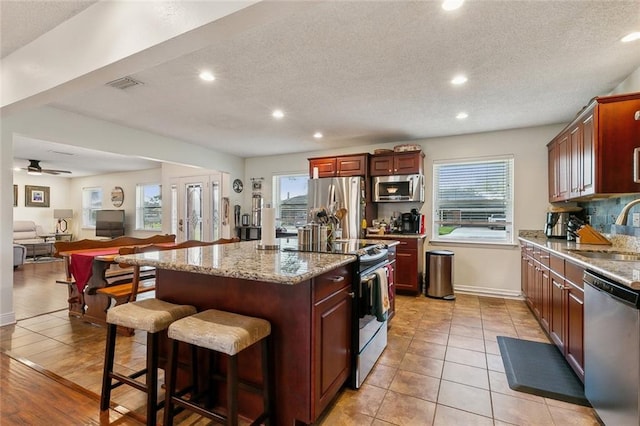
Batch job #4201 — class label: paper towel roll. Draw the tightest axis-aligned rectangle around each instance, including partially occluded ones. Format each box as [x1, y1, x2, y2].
[313, 167, 319, 179]
[260, 207, 277, 246]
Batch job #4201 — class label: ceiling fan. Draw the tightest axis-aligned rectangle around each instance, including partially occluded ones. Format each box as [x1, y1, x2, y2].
[23, 159, 72, 175]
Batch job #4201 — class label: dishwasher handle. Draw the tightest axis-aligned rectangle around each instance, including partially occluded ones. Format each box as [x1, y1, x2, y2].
[584, 270, 640, 308]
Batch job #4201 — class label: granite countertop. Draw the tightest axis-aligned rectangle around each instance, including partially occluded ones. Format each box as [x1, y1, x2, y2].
[518, 231, 640, 289]
[114, 238, 397, 285]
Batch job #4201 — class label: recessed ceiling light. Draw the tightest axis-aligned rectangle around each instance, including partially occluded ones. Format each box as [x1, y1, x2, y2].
[442, 0, 464, 11]
[621, 32, 640, 42]
[199, 71, 215, 82]
[451, 75, 468, 85]
[313, 132, 323, 139]
[272, 109, 284, 119]
[456, 112, 469, 120]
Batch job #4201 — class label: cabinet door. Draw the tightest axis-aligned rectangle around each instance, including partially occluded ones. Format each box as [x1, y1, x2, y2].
[581, 113, 595, 196]
[569, 124, 582, 198]
[337, 155, 367, 176]
[309, 158, 337, 178]
[549, 272, 566, 352]
[525, 256, 535, 310]
[540, 266, 551, 332]
[395, 248, 419, 293]
[566, 282, 584, 381]
[370, 155, 394, 176]
[548, 136, 570, 202]
[394, 152, 424, 174]
[313, 286, 352, 414]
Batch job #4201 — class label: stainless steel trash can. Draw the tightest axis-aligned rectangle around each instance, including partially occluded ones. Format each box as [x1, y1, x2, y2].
[425, 250, 455, 300]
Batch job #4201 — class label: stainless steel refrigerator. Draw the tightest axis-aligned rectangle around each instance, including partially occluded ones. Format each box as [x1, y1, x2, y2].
[308, 177, 366, 239]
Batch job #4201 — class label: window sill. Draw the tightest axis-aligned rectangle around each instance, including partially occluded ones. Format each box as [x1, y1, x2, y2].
[429, 239, 517, 248]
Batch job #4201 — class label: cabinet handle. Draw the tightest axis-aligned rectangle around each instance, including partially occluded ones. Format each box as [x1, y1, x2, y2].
[634, 147, 640, 184]
[329, 276, 345, 283]
[347, 292, 355, 298]
[540, 255, 550, 259]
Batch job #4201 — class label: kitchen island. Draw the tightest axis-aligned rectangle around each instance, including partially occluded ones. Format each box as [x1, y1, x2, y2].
[115, 239, 387, 425]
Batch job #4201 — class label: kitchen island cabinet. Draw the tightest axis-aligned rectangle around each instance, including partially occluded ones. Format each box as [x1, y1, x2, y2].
[118, 242, 357, 425]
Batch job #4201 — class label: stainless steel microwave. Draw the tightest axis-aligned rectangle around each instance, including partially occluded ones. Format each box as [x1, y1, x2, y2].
[373, 174, 424, 202]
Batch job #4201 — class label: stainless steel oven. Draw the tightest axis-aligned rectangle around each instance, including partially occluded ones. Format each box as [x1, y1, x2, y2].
[352, 247, 391, 388]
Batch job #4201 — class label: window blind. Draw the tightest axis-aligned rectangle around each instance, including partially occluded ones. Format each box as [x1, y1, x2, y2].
[433, 156, 514, 244]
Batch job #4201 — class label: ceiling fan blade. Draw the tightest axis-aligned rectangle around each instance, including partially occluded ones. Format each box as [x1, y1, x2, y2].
[42, 169, 72, 175]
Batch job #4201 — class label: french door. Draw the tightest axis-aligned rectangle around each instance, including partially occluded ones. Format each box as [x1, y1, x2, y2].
[170, 174, 222, 242]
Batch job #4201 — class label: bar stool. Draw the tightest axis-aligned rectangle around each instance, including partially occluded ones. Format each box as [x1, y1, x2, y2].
[163, 309, 274, 426]
[100, 298, 197, 426]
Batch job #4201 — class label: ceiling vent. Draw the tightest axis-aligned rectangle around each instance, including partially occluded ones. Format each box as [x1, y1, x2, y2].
[106, 76, 143, 90]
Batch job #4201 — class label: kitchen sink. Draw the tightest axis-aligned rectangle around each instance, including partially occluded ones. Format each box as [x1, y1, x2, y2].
[566, 249, 640, 261]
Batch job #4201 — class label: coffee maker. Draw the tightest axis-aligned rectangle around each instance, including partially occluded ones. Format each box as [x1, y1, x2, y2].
[545, 207, 583, 239]
[401, 209, 421, 234]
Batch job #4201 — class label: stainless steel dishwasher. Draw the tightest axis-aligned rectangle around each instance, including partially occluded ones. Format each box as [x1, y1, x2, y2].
[584, 270, 640, 426]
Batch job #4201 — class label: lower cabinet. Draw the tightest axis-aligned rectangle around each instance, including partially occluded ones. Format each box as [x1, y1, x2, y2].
[312, 269, 352, 416]
[375, 237, 424, 294]
[520, 244, 585, 381]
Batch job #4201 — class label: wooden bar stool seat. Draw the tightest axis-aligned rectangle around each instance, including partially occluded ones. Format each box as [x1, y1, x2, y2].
[163, 309, 275, 426]
[100, 298, 197, 426]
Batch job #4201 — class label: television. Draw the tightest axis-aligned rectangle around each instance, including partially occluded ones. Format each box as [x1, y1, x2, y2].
[95, 209, 125, 238]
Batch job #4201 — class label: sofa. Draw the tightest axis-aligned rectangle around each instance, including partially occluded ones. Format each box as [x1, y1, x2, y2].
[13, 244, 26, 269]
[13, 220, 55, 258]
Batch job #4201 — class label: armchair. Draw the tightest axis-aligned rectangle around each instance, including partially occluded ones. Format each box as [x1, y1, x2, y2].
[13, 244, 26, 269]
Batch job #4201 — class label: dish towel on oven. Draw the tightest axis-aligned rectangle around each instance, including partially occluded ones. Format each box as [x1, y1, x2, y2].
[373, 268, 390, 322]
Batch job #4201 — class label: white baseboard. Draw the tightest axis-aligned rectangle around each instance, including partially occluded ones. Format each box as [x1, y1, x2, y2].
[454, 284, 523, 300]
[0, 311, 16, 327]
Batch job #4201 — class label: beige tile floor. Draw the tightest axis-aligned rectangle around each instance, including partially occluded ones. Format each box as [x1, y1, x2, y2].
[0, 294, 601, 425]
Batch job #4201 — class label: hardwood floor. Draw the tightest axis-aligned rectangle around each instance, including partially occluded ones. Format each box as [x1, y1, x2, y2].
[12, 260, 68, 320]
[2, 262, 601, 425]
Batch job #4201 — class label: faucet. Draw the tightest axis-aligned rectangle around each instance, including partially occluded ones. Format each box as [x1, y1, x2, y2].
[615, 198, 640, 226]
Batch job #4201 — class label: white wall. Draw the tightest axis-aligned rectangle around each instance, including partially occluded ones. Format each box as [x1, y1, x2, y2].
[67, 168, 161, 240]
[612, 65, 640, 95]
[246, 123, 564, 297]
[12, 173, 72, 233]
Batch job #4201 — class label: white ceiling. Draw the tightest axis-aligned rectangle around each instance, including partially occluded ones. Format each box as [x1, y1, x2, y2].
[4, 0, 640, 176]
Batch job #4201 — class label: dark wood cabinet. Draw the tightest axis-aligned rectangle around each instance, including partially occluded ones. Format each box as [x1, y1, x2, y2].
[564, 261, 585, 380]
[313, 281, 351, 414]
[548, 133, 570, 202]
[520, 243, 585, 381]
[309, 154, 368, 177]
[369, 236, 423, 295]
[370, 151, 424, 176]
[547, 92, 640, 202]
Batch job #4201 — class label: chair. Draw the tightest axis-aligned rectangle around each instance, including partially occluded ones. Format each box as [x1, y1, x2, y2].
[13, 244, 26, 269]
[100, 238, 240, 425]
[163, 309, 275, 426]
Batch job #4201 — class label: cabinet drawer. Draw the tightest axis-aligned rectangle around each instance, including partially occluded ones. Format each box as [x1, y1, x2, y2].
[564, 261, 584, 289]
[395, 239, 418, 250]
[550, 253, 564, 275]
[534, 247, 551, 267]
[313, 265, 352, 302]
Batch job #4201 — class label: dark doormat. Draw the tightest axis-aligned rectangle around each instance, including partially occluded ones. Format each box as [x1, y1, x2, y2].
[497, 336, 590, 407]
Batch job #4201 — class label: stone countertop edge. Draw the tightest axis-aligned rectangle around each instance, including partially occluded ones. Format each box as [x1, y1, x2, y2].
[365, 233, 427, 240]
[114, 240, 361, 285]
[518, 231, 640, 290]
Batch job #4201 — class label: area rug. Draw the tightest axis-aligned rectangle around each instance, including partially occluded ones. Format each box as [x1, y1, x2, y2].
[497, 336, 590, 406]
[24, 257, 63, 264]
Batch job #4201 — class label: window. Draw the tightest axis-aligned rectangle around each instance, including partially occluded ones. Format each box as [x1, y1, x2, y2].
[136, 183, 162, 231]
[272, 173, 308, 232]
[82, 187, 102, 227]
[432, 156, 514, 244]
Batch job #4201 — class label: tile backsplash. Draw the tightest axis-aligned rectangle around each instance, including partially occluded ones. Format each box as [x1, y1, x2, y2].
[579, 194, 640, 236]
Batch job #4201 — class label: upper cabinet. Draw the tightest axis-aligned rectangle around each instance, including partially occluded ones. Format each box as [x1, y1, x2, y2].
[547, 92, 640, 202]
[308, 154, 369, 178]
[370, 151, 425, 176]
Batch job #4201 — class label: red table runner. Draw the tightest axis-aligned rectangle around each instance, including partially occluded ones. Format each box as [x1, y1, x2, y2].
[69, 248, 120, 293]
